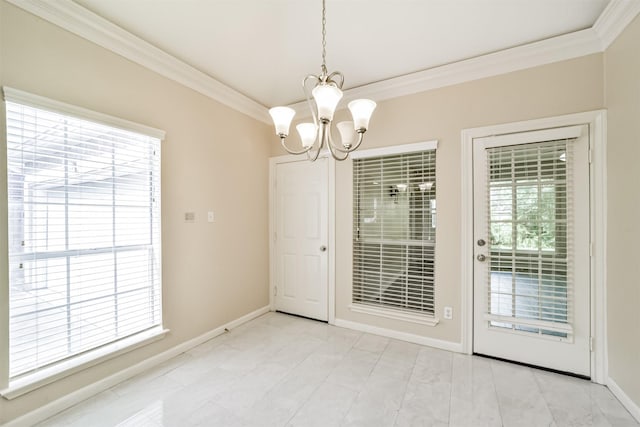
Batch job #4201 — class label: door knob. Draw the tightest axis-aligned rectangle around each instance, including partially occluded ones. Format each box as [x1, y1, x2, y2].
[477, 254, 486, 262]
[320, 245, 327, 252]
[477, 239, 486, 247]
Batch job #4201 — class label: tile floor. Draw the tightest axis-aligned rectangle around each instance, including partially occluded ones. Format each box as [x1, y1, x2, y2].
[38, 312, 638, 427]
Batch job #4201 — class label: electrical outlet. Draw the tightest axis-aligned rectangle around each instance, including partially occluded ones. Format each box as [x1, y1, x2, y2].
[444, 306, 453, 320]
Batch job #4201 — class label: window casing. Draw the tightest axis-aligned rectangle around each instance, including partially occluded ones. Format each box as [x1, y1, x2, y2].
[4, 88, 163, 384]
[352, 143, 437, 318]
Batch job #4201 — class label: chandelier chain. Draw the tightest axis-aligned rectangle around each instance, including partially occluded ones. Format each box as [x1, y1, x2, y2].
[321, 0, 327, 75]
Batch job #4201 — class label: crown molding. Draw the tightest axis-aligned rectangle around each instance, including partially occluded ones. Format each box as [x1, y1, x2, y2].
[5, 0, 272, 124]
[593, 0, 640, 49]
[6, 0, 640, 123]
[288, 27, 603, 114]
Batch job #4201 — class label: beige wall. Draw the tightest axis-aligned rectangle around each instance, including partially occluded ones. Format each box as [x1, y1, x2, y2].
[604, 14, 640, 410]
[3, 0, 639, 422]
[270, 54, 605, 343]
[0, 2, 272, 423]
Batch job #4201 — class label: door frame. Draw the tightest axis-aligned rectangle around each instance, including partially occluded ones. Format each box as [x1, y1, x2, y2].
[460, 110, 607, 384]
[269, 153, 336, 324]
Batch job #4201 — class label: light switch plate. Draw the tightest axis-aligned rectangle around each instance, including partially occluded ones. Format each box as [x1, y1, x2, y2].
[207, 211, 214, 222]
[184, 212, 195, 222]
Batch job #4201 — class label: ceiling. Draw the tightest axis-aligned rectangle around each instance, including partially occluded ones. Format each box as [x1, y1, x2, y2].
[72, 0, 610, 108]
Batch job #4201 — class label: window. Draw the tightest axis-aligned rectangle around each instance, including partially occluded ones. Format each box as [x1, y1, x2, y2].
[352, 142, 437, 320]
[4, 88, 163, 385]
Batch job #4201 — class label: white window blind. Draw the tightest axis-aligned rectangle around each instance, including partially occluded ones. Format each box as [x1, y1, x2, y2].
[5, 92, 162, 379]
[486, 139, 573, 337]
[353, 150, 436, 316]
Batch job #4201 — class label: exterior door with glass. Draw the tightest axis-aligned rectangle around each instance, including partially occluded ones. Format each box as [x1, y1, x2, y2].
[274, 158, 328, 321]
[473, 125, 591, 376]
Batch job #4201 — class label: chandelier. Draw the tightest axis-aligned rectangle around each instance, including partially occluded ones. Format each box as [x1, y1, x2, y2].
[268, 0, 376, 161]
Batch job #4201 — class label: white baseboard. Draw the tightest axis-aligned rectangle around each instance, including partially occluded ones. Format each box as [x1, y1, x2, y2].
[607, 376, 640, 423]
[333, 318, 463, 353]
[3, 305, 270, 427]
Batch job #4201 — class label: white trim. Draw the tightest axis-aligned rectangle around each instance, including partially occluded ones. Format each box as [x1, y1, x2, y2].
[327, 156, 336, 325]
[287, 29, 603, 115]
[4, 0, 270, 124]
[482, 314, 573, 334]
[607, 377, 640, 423]
[2, 305, 270, 427]
[349, 304, 439, 327]
[590, 111, 608, 385]
[334, 318, 462, 353]
[268, 154, 336, 323]
[350, 140, 438, 159]
[1, 327, 168, 400]
[3, 86, 166, 140]
[7, 1, 638, 122]
[478, 125, 584, 146]
[460, 110, 608, 384]
[593, 0, 640, 50]
[460, 127, 475, 356]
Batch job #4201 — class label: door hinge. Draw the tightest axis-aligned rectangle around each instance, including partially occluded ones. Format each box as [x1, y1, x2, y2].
[590, 242, 593, 257]
[274, 286, 278, 296]
[590, 336, 594, 352]
[588, 148, 593, 164]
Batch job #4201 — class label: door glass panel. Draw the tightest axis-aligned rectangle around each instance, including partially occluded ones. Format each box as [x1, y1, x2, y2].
[486, 140, 572, 338]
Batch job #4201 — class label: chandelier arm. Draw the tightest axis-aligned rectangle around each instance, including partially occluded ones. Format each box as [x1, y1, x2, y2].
[279, 136, 313, 155]
[326, 136, 349, 161]
[326, 71, 344, 89]
[344, 132, 366, 153]
[323, 120, 365, 154]
[303, 74, 321, 127]
[324, 122, 349, 161]
[306, 143, 323, 162]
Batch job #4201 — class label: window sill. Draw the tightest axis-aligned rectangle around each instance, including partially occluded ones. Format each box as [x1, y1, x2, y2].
[349, 304, 440, 326]
[1, 326, 169, 400]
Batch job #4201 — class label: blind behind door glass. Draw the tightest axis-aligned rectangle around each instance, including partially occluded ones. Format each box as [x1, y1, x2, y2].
[486, 139, 573, 337]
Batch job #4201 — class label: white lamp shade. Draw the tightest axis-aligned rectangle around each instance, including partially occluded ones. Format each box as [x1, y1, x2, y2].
[348, 99, 376, 131]
[312, 84, 343, 121]
[269, 106, 296, 136]
[337, 121, 357, 147]
[296, 123, 318, 148]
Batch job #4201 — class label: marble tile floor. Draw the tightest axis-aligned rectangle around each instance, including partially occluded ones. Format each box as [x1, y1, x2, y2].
[37, 312, 638, 427]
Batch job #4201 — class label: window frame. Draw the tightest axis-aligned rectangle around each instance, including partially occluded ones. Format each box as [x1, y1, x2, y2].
[349, 140, 439, 326]
[0, 87, 167, 399]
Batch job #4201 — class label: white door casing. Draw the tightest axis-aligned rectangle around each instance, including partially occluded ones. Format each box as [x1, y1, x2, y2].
[472, 125, 591, 376]
[273, 157, 329, 321]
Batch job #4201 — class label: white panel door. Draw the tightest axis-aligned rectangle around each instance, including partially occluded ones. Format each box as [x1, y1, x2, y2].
[473, 125, 591, 376]
[275, 158, 328, 321]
